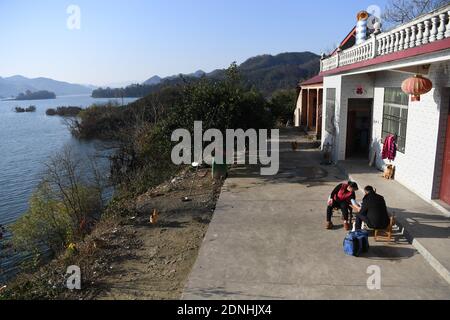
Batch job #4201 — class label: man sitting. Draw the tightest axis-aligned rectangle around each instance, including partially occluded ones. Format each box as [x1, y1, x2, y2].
[325, 181, 359, 231]
[352, 186, 390, 231]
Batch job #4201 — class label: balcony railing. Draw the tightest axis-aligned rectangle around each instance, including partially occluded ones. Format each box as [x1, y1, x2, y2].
[320, 4, 450, 72]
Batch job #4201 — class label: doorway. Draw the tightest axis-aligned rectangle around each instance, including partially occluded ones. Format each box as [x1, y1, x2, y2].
[440, 93, 450, 205]
[346, 99, 373, 159]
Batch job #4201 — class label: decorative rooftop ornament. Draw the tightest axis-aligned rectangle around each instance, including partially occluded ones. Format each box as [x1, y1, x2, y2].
[357, 11, 369, 21]
[356, 11, 369, 45]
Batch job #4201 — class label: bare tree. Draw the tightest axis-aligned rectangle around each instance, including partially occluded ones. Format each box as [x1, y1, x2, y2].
[43, 147, 103, 238]
[383, 0, 449, 26]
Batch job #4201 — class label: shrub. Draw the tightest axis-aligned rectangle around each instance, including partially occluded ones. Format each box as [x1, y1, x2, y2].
[270, 89, 298, 127]
[69, 102, 124, 139]
[11, 149, 104, 256]
[46, 107, 82, 117]
[11, 183, 72, 255]
[46, 108, 57, 116]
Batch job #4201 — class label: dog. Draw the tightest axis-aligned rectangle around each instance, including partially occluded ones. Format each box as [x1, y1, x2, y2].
[383, 165, 395, 180]
[291, 141, 299, 151]
[150, 209, 159, 225]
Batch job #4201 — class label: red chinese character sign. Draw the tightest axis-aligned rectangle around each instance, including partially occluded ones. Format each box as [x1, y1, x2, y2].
[355, 85, 366, 95]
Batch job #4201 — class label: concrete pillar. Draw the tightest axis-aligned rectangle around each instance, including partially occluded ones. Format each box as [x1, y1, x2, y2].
[307, 89, 314, 130]
[301, 89, 308, 127]
[316, 89, 323, 139]
[295, 90, 303, 127]
[307, 89, 319, 131]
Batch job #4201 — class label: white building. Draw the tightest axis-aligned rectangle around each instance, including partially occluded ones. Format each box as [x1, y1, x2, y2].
[317, 5, 450, 207]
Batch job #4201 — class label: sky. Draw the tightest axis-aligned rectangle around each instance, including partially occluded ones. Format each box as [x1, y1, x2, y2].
[0, 0, 389, 86]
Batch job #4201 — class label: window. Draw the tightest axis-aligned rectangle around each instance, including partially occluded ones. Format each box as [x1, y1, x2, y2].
[325, 88, 336, 135]
[382, 88, 409, 153]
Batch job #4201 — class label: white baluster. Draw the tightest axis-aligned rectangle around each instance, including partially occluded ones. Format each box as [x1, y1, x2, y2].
[404, 27, 410, 49]
[399, 30, 405, 51]
[389, 34, 395, 53]
[422, 20, 430, 44]
[430, 16, 438, 42]
[393, 32, 399, 51]
[416, 22, 423, 46]
[377, 38, 382, 55]
[410, 25, 417, 48]
[437, 13, 446, 40]
[381, 37, 386, 55]
[446, 11, 450, 38]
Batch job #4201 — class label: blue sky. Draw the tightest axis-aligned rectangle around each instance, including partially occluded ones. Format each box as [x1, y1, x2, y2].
[0, 0, 389, 86]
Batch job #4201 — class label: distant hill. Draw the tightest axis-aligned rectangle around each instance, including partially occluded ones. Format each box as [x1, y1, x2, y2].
[147, 52, 320, 97]
[143, 70, 205, 86]
[143, 76, 162, 86]
[0, 75, 93, 98]
[93, 52, 320, 99]
[208, 52, 320, 96]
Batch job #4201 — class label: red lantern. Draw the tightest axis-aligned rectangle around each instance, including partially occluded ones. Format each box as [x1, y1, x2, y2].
[401, 74, 433, 102]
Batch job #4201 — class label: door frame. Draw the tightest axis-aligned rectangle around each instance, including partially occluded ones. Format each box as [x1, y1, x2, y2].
[345, 98, 374, 160]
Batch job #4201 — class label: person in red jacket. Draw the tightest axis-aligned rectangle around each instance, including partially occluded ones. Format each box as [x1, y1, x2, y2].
[325, 181, 358, 231]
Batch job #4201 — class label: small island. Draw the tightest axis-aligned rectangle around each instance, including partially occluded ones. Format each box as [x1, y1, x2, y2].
[15, 106, 36, 113]
[46, 106, 82, 117]
[15, 90, 56, 100]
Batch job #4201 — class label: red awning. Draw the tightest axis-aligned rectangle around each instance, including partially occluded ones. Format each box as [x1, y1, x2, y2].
[300, 74, 323, 86]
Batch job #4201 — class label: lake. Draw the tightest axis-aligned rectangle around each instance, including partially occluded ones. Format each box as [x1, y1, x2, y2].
[0, 94, 138, 281]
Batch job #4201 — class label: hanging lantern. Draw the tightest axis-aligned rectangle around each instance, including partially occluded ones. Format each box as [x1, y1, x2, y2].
[401, 74, 433, 102]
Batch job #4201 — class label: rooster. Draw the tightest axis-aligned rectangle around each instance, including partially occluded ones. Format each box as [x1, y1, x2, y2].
[150, 209, 160, 225]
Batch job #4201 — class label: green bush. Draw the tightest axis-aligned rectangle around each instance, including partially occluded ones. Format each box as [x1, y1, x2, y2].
[11, 183, 72, 255]
[11, 149, 104, 256]
[270, 89, 298, 127]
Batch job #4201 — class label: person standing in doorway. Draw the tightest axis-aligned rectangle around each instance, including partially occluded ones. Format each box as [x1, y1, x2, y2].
[325, 181, 359, 231]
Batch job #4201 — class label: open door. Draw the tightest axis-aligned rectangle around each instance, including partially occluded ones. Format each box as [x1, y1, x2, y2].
[346, 99, 373, 159]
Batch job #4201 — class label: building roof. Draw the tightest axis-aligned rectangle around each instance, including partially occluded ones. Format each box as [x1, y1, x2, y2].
[300, 74, 323, 86]
[330, 27, 357, 56]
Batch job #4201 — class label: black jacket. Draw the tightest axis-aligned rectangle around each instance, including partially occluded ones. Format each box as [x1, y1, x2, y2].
[359, 192, 390, 229]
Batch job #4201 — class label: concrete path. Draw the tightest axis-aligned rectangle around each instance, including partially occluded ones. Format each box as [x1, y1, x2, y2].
[183, 130, 450, 300]
[339, 160, 450, 285]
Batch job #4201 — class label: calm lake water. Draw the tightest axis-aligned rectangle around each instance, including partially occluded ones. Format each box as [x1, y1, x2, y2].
[0, 94, 138, 281]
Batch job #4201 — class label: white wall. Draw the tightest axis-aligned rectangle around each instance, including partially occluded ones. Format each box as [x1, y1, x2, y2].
[372, 63, 450, 200]
[322, 61, 450, 200]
